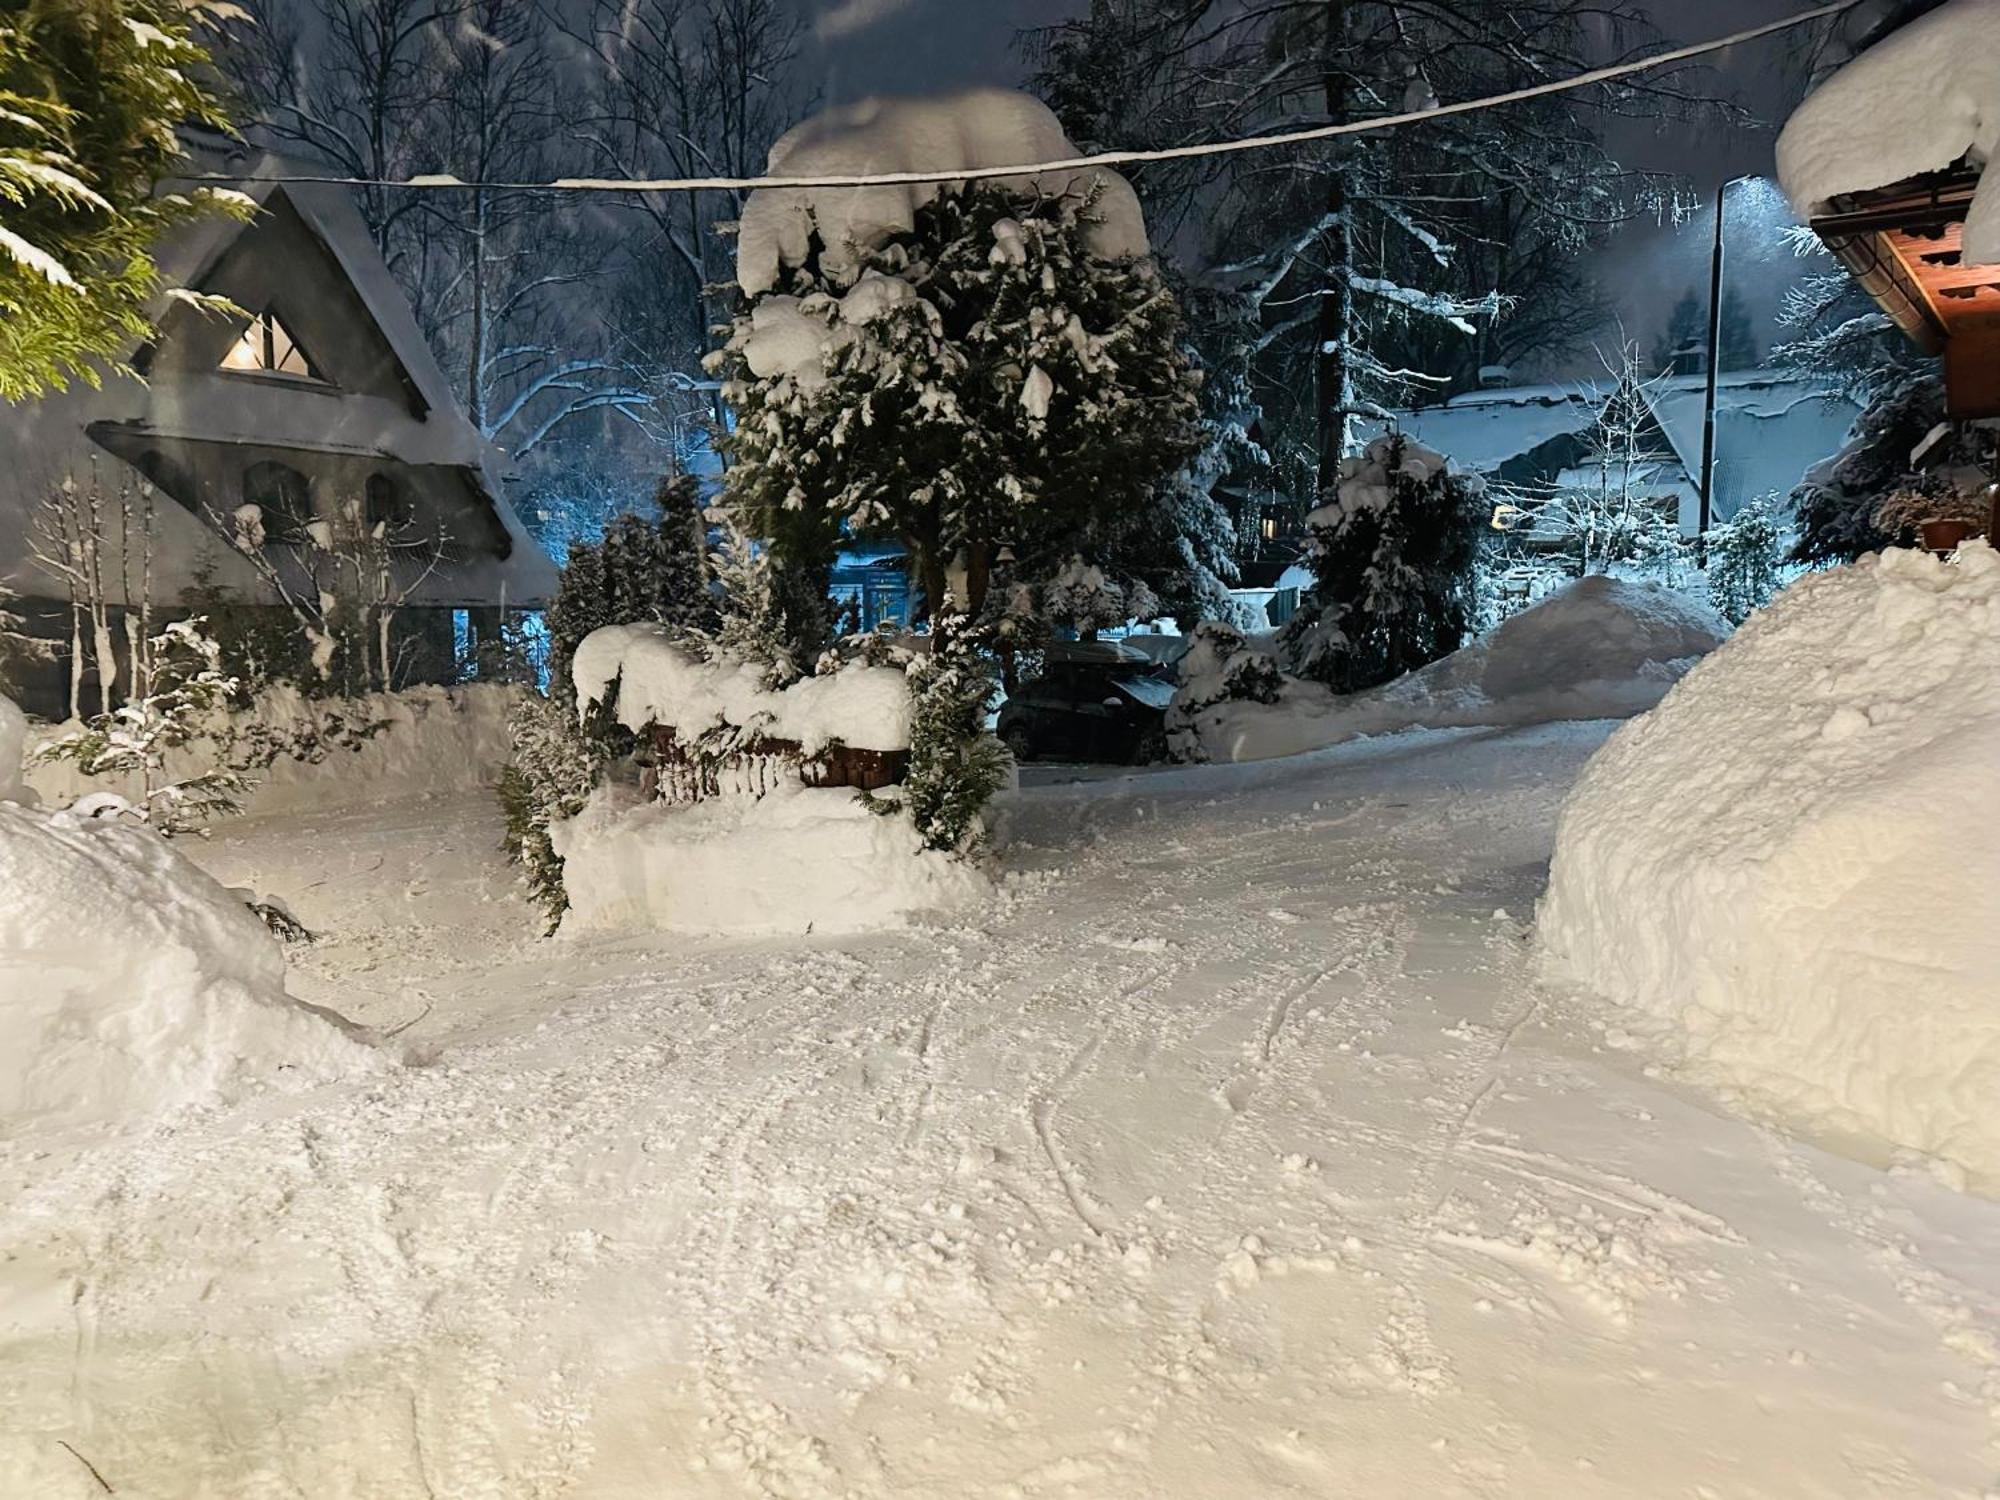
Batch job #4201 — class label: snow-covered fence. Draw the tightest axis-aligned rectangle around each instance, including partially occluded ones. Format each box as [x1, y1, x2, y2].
[643, 725, 908, 805]
[572, 624, 913, 807]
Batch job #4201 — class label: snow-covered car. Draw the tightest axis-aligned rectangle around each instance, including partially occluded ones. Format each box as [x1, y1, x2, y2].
[997, 641, 1175, 764]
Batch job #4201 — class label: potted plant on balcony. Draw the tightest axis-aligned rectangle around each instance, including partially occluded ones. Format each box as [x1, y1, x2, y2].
[1873, 480, 1991, 555]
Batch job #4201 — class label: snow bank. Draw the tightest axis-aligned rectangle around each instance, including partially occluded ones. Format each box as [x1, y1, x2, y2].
[0, 803, 381, 1134]
[573, 624, 912, 752]
[552, 784, 985, 938]
[25, 682, 518, 820]
[1178, 576, 1726, 764]
[1776, 0, 2000, 264]
[1541, 545, 2000, 1187]
[0, 693, 24, 802]
[737, 89, 1150, 295]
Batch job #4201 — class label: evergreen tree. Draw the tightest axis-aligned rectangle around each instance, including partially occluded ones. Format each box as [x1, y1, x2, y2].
[1719, 285, 1759, 371]
[900, 615, 1008, 853]
[1029, 0, 1665, 491]
[1652, 288, 1706, 374]
[1280, 433, 1486, 692]
[714, 182, 1202, 634]
[1, 0, 250, 399]
[1705, 494, 1787, 625]
[545, 475, 717, 697]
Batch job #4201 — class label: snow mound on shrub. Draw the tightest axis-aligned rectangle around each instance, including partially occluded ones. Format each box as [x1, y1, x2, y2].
[737, 88, 1149, 295]
[1177, 576, 1726, 764]
[0, 804, 382, 1134]
[1541, 545, 2000, 1188]
[553, 784, 985, 938]
[1777, 0, 2000, 266]
[574, 624, 913, 752]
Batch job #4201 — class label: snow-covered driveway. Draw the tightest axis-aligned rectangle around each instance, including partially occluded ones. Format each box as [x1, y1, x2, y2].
[4, 724, 1996, 1498]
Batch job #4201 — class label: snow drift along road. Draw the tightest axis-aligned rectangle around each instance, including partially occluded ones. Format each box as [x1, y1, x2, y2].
[1176, 574, 1726, 764]
[0, 802, 382, 1134]
[1542, 544, 2000, 1189]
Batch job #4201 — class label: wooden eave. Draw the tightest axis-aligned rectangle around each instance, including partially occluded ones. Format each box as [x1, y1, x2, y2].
[1809, 164, 1997, 357]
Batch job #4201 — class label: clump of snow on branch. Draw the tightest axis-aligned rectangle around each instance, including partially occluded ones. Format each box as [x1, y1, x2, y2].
[1776, 0, 2000, 264]
[735, 88, 1150, 296]
[572, 623, 913, 753]
[1541, 543, 2000, 1190]
[0, 802, 381, 1135]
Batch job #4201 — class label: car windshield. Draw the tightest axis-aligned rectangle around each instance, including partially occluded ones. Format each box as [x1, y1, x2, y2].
[1113, 674, 1175, 710]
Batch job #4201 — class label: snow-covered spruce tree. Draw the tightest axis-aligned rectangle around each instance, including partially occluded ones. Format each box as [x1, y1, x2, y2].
[0, 1, 250, 400]
[1704, 494, 1788, 626]
[1280, 434, 1486, 693]
[714, 181, 1201, 635]
[498, 691, 608, 932]
[1035, 555, 1159, 641]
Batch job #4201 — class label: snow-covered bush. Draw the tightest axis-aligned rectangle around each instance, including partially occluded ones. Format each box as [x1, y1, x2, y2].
[1035, 556, 1160, 640]
[1281, 434, 1486, 692]
[0, 801, 381, 1135]
[500, 692, 608, 931]
[1790, 374, 1996, 566]
[31, 618, 247, 833]
[1704, 495, 1790, 626]
[1165, 621, 1283, 763]
[1181, 575, 1725, 765]
[1541, 544, 2000, 1189]
[0, 692, 26, 802]
[896, 617, 1008, 854]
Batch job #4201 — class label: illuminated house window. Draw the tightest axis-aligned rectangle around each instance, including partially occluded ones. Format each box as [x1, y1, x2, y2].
[220, 311, 322, 381]
[1261, 516, 1278, 541]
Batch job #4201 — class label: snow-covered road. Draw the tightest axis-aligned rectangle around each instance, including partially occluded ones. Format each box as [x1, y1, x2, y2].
[4, 723, 1997, 1498]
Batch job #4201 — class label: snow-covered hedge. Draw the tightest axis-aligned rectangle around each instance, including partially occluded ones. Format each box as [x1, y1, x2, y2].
[552, 782, 985, 939]
[1541, 544, 2000, 1188]
[572, 623, 912, 752]
[1175, 576, 1725, 764]
[0, 802, 381, 1134]
[25, 681, 519, 820]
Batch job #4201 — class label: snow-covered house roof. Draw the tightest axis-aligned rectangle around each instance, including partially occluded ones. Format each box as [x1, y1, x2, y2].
[0, 147, 558, 610]
[1371, 371, 1860, 531]
[1776, 0, 2000, 418]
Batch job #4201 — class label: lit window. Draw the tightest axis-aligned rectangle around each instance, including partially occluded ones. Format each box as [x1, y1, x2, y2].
[221, 311, 322, 381]
[1261, 516, 1278, 540]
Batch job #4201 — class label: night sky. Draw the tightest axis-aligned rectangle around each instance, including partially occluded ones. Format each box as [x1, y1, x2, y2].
[799, 0, 1835, 367]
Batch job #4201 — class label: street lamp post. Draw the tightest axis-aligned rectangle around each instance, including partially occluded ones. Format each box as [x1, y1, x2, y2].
[1699, 175, 1761, 558]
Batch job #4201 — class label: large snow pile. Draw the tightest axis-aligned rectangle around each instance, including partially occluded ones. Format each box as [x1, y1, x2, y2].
[1542, 544, 2000, 1187]
[574, 624, 913, 752]
[0, 803, 381, 1134]
[1776, 0, 2000, 265]
[0, 692, 24, 802]
[26, 681, 518, 819]
[1176, 576, 1726, 764]
[553, 784, 985, 938]
[736, 88, 1149, 296]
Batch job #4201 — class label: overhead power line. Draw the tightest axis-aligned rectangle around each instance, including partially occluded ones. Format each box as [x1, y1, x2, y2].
[196, 1, 1858, 198]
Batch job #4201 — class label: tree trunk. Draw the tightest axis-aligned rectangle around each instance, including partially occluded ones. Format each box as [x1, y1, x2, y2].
[1317, 0, 1354, 495]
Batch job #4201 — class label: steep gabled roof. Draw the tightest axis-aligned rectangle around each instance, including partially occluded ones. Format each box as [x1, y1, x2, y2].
[0, 148, 557, 608]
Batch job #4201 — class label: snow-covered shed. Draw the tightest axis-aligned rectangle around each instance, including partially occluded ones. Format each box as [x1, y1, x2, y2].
[1777, 0, 2000, 419]
[0, 144, 556, 712]
[1373, 372, 1859, 533]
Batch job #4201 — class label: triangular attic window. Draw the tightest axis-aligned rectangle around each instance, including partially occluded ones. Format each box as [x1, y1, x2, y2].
[220, 310, 324, 382]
